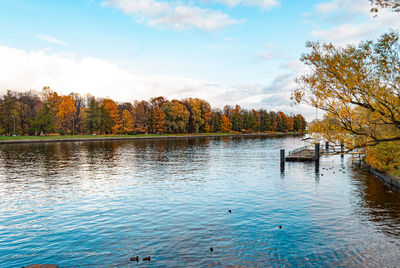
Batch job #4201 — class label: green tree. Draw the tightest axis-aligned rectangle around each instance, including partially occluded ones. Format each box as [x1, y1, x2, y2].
[211, 110, 222, 133]
[0, 91, 19, 135]
[84, 95, 101, 134]
[231, 105, 243, 132]
[259, 109, 272, 132]
[162, 101, 190, 133]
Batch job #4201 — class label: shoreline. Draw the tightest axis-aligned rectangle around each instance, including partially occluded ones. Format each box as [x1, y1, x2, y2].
[367, 167, 400, 191]
[0, 132, 305, 145]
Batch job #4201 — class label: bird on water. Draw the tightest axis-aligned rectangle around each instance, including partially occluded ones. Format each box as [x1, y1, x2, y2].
[130, 256, 139, 262]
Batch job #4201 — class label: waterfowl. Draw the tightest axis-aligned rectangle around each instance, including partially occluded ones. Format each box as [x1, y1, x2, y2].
[143, 256, 151, 261]
[130, 256, 139, 262]
[228, 210, 232, 213]
[210, 247, 214, 253]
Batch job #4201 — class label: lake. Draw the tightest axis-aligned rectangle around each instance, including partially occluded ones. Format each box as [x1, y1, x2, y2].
[0, 136, 399, 267]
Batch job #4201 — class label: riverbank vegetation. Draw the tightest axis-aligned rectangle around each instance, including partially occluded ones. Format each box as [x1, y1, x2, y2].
[293, 28, 400, 175]
[0, 88, 306, 137]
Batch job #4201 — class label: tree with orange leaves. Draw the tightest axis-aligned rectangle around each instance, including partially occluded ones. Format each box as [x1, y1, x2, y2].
[154, 106, 167, 134]
[56, 95, 76, 134]
[102, 98, 121, 134]
[221, 114, 232, 132]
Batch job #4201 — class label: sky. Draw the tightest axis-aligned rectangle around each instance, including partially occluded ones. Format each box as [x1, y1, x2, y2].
[0, 0, 399, 120]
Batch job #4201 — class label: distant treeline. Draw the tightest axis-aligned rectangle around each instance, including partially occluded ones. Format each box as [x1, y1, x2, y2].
[0, 88, 307, 135]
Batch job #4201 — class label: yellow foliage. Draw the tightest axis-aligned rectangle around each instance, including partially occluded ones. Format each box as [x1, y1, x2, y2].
[293, 31, 400, 173]
[221, 115, 232, 132]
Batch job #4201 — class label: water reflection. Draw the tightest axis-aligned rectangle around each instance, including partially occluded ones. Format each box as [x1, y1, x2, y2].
[351, 168, 400, 240]
[0, 137, 399, 267]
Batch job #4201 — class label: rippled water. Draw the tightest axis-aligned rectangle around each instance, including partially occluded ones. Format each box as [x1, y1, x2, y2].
[0, 136, 400, 267]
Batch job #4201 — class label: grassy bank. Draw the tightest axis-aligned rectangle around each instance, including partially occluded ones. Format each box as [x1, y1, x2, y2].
[0, 132, 304, 143]
[0, 133, 232, 141]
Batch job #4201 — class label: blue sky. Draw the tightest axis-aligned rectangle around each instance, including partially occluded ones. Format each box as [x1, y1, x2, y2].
[0, 0, 398, 119]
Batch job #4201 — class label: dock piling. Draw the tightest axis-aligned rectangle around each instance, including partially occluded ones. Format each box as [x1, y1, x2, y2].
[341, 143, 344, 158]
[280, 149, 285, 171]
[314, 143, 320, 162]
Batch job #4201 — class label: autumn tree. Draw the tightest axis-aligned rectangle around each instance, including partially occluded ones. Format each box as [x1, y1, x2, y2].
[102, 98, 121, 134]
[150, 96, 167, 108]
[199, 100, 212, 133]
[0, 89, 307, 137]
[118, 102, 133, 113]
[293, 114, 307, 132]
[293, 31, 400, 175]
[276, 111, 290, 132]
[223, 105, 233, 118]
[370, 0, 400, 13]
[132, 100, 150, 133]
[293, 31, 400, 149]
[154, 106, 167, 134]
[162, 100, 190, 133]
[33, 87, 61, 134]
[122, 109, 134, 134]
[148, 97, 167, 133]
[182, 98, 204, 133]
[56, 95, 77, 134]
[221, 114, 232, 132]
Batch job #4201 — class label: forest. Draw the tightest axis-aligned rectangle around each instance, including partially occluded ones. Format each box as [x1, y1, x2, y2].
[0, 87, 307, 136]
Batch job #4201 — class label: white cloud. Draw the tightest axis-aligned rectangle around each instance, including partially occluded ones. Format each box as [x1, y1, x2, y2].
[310, 0, 400, 46]
[209, 0, 278, 9]
[316, 0, 368, 14]
[103, 0, 239, 30]
[255, 43, 284, 61]
[35, 34, 68, 46]
[0, 44, 315, 119]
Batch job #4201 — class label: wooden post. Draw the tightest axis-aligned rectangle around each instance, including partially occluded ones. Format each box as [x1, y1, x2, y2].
[315, 159, 320, 175]
[325, 141, 329, 151]
[341, 143, 344, 158]
[280, 149, 285, 171]
[315, 143, 320, 162]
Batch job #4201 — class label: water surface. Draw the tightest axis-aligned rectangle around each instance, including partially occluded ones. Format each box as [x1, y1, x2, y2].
[0, 136, 399, 267]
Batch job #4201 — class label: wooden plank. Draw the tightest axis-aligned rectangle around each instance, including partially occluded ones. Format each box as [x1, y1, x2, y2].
[285, 149, 315, 162]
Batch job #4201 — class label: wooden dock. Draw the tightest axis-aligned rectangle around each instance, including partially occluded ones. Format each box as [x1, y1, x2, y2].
[285, 149, 316, 162]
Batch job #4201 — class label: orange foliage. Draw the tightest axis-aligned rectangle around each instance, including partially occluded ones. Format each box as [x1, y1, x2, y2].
[154, 106, 167, 134]
[56, 95, 76, 132]
[221, 115, 232, 132]
[103, 99, 121, 134]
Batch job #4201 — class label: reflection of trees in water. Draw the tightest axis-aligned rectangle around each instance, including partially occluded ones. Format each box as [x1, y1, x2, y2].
[351, 168, 400, 238]
[82, 141, 119, 165]
[126, 138, 212, 181]
[129, 138, 210, 161]
[0, 138, 214, 186]
[0, 143, 76, 180]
